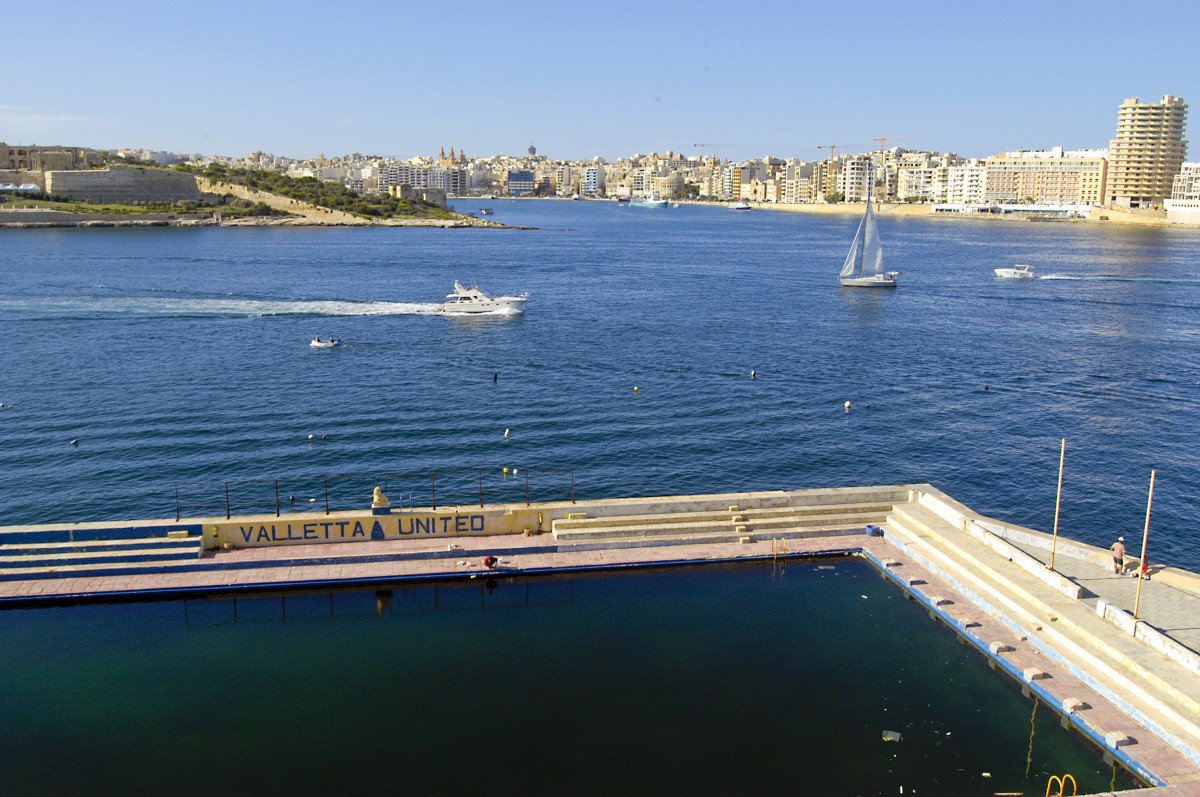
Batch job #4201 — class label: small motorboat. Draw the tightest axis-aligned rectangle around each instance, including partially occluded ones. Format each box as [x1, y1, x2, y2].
[479, 208, 494, 215]
[994, 264, 1035, 279]
[732, 200, 752, 211]
[438, 281, 528, 315]
[310, 336, 342, 348]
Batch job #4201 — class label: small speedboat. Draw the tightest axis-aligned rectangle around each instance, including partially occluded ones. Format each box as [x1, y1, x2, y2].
[438, 281, 528, 315]
[994, 264, 1035, 279]
[310, 336, 342, 348]
[479, 208, 494, 215]
[732, 200, 752, 211]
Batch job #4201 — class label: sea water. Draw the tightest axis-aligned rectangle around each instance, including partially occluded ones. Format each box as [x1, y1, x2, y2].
[1, 201, 1197, 567]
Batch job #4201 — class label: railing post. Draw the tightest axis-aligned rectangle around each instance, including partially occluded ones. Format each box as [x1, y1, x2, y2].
[431, 472, 437, 510]
[571, 470, 575, 504]
[478, 470, 484, 508]
[525, 469, 530, 506]
[224, 482, 231, 519]
[275, 480, 281, 517]
[324, 478, 330, 515]
[175, 485, 181, 522]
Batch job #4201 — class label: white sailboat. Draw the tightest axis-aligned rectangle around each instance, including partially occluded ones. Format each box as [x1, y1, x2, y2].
[839, 169, 898, 288]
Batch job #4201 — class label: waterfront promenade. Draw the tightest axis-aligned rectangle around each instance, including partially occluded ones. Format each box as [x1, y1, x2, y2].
[3, 484, 1200, 795]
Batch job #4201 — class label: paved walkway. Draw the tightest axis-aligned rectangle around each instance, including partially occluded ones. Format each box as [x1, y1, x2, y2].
[1008, 539, 1200, 657]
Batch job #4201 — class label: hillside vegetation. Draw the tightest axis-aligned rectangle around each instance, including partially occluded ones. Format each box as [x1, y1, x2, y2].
[177, 164, 457, 220]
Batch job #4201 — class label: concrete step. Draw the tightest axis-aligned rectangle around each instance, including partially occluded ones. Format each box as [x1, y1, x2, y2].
[552, 501, 893, 532]
[0, 538, 530, 583]
[884, 503, 1200, 760]
[892, 503, 1197, 704]
[554, 508, 888, 542]
[0, 523, 203, 545]
[0, 537, 201, 557]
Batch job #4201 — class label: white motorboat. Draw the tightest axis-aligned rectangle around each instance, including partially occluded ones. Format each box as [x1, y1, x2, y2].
[994, 264, 1035, 279]
[310, 336, 341, 348]
[630, 196, 668, 208]
[732, 200, 752, 211]
[839, 169, 898, 288]
[438, 281, 528, 315]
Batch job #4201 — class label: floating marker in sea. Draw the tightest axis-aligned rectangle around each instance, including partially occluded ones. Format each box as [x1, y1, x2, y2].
[504, 428, 510, 439]
[70, 438, 79, 446]
[308, 434, 315, 440]
[844, 400, 852, 412]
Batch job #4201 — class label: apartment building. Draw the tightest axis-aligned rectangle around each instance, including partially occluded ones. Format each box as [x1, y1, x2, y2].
[1171, 163, 1200, 200]
[782, 161, 818, 204]
[840, 157, 872, 202]
[554, 165, 574, 196]
[582, 165, 605, 196]
[1107, 95, 1188, 208]
[983, 148, 1107, 205]
[941, 161, 987, 205]
[1166, 162, 1200, 224]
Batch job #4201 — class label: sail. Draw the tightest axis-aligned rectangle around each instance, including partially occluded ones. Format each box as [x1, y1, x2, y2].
[839, 216, 865, 278]
[839, 197, 883, 278]
[860, 199, 884, 275]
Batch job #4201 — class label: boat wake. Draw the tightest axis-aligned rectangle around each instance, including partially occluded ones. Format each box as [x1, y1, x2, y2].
[1039, 274, 1200, 284]
[1, 297, 444, 319]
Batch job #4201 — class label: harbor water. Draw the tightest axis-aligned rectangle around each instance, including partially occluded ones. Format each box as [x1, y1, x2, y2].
[2, 200, 1197, 566]
[1, 200, 1198, 793]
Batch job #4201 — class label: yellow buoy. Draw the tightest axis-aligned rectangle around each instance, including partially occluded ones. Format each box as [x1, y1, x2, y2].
[844, 400, 852, 412]
[633, 386, 639, 393]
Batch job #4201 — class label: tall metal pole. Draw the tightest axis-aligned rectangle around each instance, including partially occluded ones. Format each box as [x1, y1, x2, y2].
[1050, 438, 1066, 572]
[1133, 470, 1156, 621]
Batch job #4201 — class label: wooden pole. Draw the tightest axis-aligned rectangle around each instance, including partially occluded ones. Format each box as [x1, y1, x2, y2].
[1133, 470, 1156, 621]
[1049, 438, 1066, 572]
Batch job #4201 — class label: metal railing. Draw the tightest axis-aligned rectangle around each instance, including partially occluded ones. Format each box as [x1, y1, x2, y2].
[173, 468, 576, 521]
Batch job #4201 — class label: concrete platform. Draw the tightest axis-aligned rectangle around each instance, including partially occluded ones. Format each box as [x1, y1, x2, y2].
[3, 483, 1200, 796]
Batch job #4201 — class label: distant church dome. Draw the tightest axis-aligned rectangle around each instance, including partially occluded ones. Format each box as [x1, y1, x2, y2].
[527, 144, 537, 157]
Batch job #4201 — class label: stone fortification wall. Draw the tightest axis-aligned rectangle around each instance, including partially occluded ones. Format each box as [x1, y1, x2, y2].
[0, 169, 47, 190]
[45, 165, 213, 203]
[196, 176, 371, 224]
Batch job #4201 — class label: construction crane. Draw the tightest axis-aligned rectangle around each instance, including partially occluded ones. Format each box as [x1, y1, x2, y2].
[870, 136, 913, 201]
[816, 144, 865, 199]
[871, 135, 913, 151]
[692, 143, 729, 158]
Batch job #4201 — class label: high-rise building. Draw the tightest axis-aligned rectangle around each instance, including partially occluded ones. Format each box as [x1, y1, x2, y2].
[1106, 95, 1188, 208]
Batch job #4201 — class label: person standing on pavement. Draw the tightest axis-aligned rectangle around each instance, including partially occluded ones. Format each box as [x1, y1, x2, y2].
[1111, 536, 1127, 574]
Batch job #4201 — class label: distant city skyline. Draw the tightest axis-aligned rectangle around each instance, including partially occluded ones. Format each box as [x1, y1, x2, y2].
[2, 0, 1196, 164]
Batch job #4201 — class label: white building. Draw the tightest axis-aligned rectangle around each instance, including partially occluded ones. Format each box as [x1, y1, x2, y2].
[941, 161, 987, 205]
[1166, 162, 1200, 224]
[582, 165, 605, 196]
[840, 157, 872, 202]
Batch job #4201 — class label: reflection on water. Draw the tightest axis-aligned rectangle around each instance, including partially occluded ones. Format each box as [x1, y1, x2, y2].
[0, 561, 1144, 795]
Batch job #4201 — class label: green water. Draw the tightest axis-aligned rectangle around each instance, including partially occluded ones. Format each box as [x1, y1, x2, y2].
[0, 560, 1140, 795]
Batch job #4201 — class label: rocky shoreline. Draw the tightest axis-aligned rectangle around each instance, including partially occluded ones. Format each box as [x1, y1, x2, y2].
[0, 211, 521, 230]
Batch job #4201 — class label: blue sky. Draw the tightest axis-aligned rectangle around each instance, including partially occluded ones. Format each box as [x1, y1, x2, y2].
[3, 0, 1196, 163]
